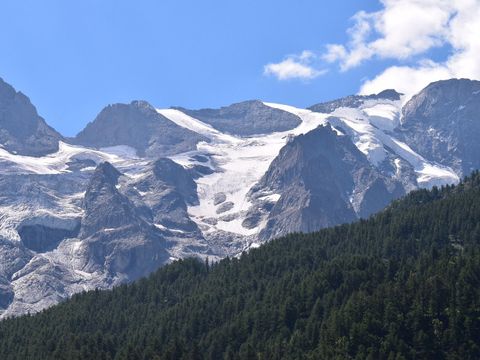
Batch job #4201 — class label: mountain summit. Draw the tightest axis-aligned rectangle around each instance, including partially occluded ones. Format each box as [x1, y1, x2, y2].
[0, 78, 62, 156]
[73, 100, 207, 157]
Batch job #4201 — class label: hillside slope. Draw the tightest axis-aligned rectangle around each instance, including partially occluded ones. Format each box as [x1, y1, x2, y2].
[1, 172, 480, 359]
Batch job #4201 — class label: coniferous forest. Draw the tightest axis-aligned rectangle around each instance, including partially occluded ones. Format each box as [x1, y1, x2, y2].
[1, 172, 480, 359]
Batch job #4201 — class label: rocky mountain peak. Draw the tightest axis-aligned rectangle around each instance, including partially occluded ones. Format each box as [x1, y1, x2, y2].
[0, 78, 62, 156]
[80, 162, 139, 238]
[176, 99, 302, 136]
[92, 161, 122, 185]
[376, 89, 402, 100]
[73, 100, 207, 157]
[308, 89, 402, 114]
[398, 78, 480, 176]
[152, 158, 198, 205]
[402, 78, 480, 123]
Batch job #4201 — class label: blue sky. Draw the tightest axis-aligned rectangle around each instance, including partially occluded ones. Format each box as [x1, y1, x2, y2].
[1, 1, 478, 136]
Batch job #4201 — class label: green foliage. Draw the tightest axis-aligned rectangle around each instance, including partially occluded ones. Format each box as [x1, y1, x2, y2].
[1, 171, 480, 359]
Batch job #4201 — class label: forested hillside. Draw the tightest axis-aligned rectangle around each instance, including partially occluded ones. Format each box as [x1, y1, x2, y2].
[1, 172, 480, 360]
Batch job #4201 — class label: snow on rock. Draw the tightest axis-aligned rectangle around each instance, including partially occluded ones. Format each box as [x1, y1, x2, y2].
[0, 141, 131, 175]
[159, 105, 329, 238]
[99, 145, 138, 159]
[161, 98, 458, 240]
[361, 100, 401, 131]
[156, 108, 237, 143]
[287, 98, 460, 189]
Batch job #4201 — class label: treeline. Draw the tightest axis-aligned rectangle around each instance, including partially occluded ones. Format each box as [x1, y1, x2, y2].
[1, 172, 480, 359]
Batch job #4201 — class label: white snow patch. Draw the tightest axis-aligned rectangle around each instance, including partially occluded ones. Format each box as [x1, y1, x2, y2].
[0, 141, 136, 175]
[258, 193, 281, 202]
[417, 164, 460, 188]
[71, 241, 83, 252]
[154, 223, 167, 230]
[159, 104, 329, 236]
[74, 269, 93, 279]
[156, 108, 238, 143]
[154, 223, 186, 234]
[361, 101, 400, 131]
[99, 145, 138, 159]
[328, 107, 388, 165]
[394, 158, 402, 176]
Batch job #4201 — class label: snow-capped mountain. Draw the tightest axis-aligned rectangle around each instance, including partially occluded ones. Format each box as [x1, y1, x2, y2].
[0, 77, 477, 318]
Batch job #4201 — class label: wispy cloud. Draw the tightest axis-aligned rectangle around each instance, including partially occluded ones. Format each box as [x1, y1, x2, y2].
[324, 0, 480, 98]
[263, 51, 327, 81]
[265, 0, 480, 98]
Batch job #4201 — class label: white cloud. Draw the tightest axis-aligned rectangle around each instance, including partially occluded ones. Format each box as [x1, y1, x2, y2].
[264, 51, 327, 81]
[322, 44, 347, 63]
[263, 0, 480, 96]
[359, 62, 453, 99]
[325, 0, 480, 99]
[325, 0, 455, 70]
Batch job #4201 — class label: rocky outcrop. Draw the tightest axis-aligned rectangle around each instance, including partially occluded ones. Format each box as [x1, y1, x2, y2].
[17, 223, 80, 253]
[73, 100, 208, 157]
[308, 89, 401, 114]
[77, 162, 169, 280]
[79, 162, 141, 237]
[250, 125, 404, 240]
[397, 78, 480, 176]
[177, 100, 301, 136]
[131, 158, 200, 232]
[0, 78, 62, 156]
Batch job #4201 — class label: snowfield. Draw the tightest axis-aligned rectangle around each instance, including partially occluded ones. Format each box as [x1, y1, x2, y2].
[159, 106, 330, 237]
[157, 99, 459, 240]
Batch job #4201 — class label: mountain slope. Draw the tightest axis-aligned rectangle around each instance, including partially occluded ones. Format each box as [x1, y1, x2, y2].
[1, 172, 479, 359]
[308, 88, 402, 113]
[0, 78, 62, 156]
[73, 100, 208, 157]
[397, 78, 480, 176]
[251, 124, 404, 240]
[176, 100, 302, 136]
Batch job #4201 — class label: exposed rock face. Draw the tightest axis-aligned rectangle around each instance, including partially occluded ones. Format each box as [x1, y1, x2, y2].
[17, 224, 79, 252]
[397, 79, 480, 176]
[0, 275, 14, 309]
[251, 125, 404, 240]
[0, 238, 32, 312]
[308, 89, 401, 113]
[73, 101, 208, 157]
[0, 78, 62, 156]
[177, 100, 301, 135]
[130, 158, 200, 232]
[77, 162, 169, 280]
[80, 162, 140, 237]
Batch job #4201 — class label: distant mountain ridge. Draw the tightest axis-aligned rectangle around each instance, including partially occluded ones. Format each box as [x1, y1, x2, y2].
[0, 76, 478, 317]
